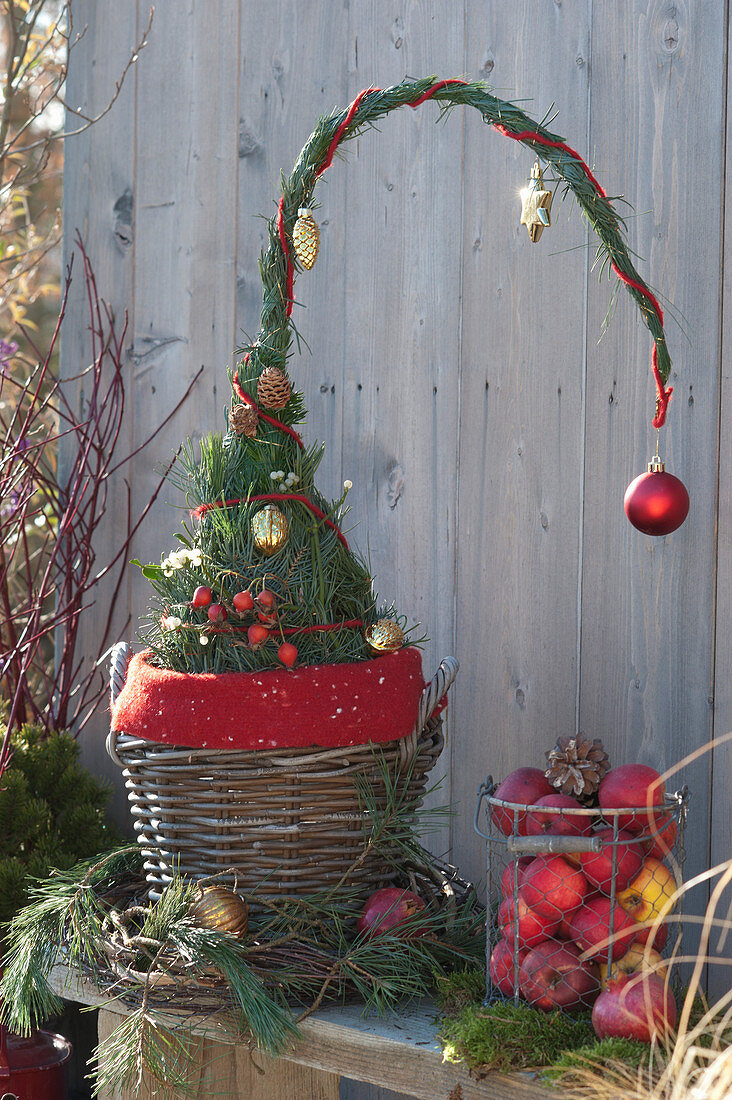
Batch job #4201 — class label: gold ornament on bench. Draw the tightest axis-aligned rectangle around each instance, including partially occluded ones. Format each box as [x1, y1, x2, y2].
[190, 885, 249, 938]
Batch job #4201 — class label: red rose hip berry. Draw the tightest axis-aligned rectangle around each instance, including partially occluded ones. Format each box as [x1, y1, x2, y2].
[277, 642, 298, 668]
[233, 590, 254, 612]
[192, 585, 212, 608]
[247, 623, 268, 646]
[207, 603, 227, 623]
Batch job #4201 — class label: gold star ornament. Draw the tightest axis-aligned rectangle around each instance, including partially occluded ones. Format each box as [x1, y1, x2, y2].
[520, 161, 553, 243]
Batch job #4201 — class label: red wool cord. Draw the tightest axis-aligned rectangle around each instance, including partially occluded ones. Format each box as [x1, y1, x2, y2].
[191, 492, 350, 550]
[493, 124, 608, 198]
[610, 264, 672, 428]
[203, 619, 364, 637]
[232, 370, 304, 449]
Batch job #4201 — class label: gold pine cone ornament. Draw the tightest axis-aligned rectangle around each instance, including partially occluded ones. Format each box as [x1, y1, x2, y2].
[545, 732, 610, 801]
[293, 208, 320, 269]
[189, 885, 249, 938]
[257, 366, 292, 410]
[365, 619, 405, 653]
[251, 504, 289, 556]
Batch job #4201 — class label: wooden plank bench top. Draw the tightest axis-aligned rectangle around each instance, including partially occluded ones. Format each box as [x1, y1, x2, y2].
[49, 962, 552, 1099]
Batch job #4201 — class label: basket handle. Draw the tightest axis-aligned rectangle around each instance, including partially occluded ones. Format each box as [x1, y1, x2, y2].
[107, 641, 132, 766]
[416, 655, 459, 733]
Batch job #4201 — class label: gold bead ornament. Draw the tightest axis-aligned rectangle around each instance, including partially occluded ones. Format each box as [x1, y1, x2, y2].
[251, 504, 290, 556]
[293, 208, 320, 269]
[520, 161, 553, 243]
[189, 885, 249, 937]
[365, 619, 405, 653]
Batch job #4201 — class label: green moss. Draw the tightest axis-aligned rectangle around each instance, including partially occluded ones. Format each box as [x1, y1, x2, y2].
[434, 966, 486, 1017]
[439, 1000, 595, 1075]
[544, 1035, 650, 1082]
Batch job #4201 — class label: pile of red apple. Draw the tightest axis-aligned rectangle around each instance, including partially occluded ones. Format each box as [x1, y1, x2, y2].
[488, 763, 679, 1041]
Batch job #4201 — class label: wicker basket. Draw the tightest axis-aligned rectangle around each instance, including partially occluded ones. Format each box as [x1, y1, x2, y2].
[107, 643, 457, 903]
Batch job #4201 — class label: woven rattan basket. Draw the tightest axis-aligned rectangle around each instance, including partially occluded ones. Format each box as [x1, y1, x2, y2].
[107, 642, 457, 903]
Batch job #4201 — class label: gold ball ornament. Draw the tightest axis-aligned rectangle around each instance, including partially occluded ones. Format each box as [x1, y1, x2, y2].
[292, 208, 320, 270]
[189, 885, 249, 938]
[251, 504, 289, 556]
[365, 619, 405, 653]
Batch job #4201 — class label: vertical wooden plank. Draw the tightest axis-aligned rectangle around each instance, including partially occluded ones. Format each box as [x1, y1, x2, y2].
[711, 4, 732, 1003]
[236, 5, 352, 502]
[336, 3, 466, 857]
[61, 0, 138, 822]
[454, 2, 592, 884]
[96, 1008, 341, 1100]
[340, 1080, 414, 1100]
[131, 0, 240, 574]
[581, 3, 724, 946]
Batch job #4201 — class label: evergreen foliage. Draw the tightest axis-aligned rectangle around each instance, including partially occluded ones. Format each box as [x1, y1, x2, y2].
[135, 76, 667, 677]
[0, 725, 121, 927]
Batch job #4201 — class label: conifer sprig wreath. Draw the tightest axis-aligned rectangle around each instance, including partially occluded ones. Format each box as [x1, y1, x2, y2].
[246, 75, 673, 431]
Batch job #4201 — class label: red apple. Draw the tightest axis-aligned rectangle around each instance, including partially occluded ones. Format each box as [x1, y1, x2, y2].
[580, 827, 645, 895]
[500, 857, 534, 899]
[520, 855, 589, 921]
[519, 939, 600, 1011]
[592, 973, 677, 1042]
[645, 814, 678, 861]
[633, 919, 669, 953]
[568, 895, 638, 963]
[526, 794, 594, 838]
[491, 768, 554, 836]
[489, 939, 526, 997]
[357, 887, 426, 939]
[599, 764, 665, 835]
[498, 896, 559, 949]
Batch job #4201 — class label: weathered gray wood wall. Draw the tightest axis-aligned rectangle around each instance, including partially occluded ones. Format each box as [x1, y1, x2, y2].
[63, 1, 730, 1045]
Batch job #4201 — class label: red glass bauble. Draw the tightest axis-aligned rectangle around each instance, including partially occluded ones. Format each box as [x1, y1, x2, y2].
[624, 470, 689, 536]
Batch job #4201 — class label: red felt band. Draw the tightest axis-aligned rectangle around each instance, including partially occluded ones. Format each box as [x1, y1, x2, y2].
[191, 491, 349, 549]
[111, 647, 429, 750]
[232, 371, 304, 448]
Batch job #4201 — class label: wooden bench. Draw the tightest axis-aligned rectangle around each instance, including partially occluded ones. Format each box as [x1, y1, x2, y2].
[50, 963, 551, 1099]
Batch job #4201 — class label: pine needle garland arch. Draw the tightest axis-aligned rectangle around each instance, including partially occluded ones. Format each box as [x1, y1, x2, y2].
[239, 75, 672, 435]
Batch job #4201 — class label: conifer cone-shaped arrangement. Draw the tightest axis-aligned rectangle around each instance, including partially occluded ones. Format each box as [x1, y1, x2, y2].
[257, 366, 292, 410]
[229, 402, 259, 437]
[545, 733, 610, 802]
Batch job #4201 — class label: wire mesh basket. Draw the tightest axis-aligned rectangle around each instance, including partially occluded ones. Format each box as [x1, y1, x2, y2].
[108, 643, 457, 906]
[474, 775, 689, 1012]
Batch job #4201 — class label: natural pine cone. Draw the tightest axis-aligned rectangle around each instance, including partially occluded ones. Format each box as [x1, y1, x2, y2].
[229, 403, 259, 438]
[257, 366, 291, 410]
[545, 733, 610, 802]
